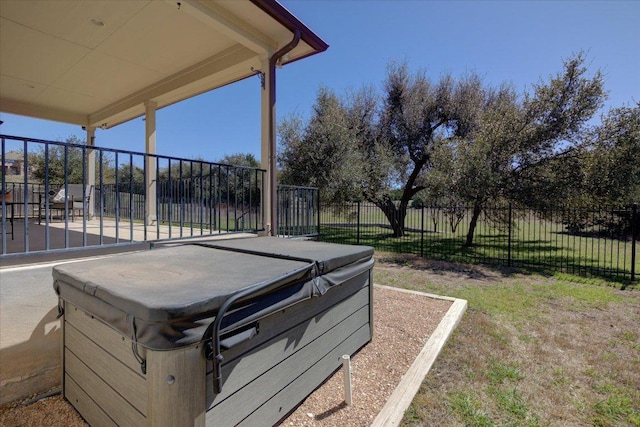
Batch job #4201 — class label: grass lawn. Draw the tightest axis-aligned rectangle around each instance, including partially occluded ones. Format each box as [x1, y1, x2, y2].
[373, 252, 640, 427]
[320, 212, 639, 283]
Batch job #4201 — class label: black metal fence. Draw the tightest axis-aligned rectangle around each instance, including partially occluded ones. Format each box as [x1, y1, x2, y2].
[320, 201, 639, 283]
[277, 185, 319, 238]
[99, 162, 262, 236]
[1, 134, 265, 256]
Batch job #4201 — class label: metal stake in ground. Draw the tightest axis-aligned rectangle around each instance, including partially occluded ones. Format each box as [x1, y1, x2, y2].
[342, 354, 352, 405]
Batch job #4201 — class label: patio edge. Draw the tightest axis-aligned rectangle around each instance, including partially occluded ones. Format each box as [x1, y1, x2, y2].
[371, 284, 468, 427]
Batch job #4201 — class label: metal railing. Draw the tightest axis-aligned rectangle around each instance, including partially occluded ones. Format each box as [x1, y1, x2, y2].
[1, 134, 265, 257]
[320, 201, 639, 283]
[277, 185, 319, 238]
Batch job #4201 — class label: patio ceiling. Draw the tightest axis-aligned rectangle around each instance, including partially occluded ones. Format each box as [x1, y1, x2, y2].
[0, 0, 327, 129]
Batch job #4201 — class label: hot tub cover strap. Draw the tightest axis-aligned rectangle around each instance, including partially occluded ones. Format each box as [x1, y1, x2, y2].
[200, 244, 374, 395]
[208, 259, 318, 395]
[129, 315, 147, 374]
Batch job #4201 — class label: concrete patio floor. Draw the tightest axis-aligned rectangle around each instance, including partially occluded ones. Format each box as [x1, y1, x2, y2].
[1, 217, 241, 260]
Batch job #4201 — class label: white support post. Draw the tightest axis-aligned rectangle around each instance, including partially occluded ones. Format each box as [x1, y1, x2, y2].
[145, 101, 158, 226]
[85, 127, 96, 219]
[260, 57, 274, 236]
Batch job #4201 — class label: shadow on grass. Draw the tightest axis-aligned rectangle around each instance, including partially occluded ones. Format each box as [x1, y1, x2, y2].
[320, 225, 637, 288]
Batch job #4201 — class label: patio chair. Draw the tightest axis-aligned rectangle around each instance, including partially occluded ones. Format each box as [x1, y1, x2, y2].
[39, 184, 92, 223]
[1, 190, 14, 239]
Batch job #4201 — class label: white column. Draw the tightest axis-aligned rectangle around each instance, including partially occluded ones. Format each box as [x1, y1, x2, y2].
[145, 101, 158, 226]
[85, 127, 96, 218]
[260, 57, 274, 236]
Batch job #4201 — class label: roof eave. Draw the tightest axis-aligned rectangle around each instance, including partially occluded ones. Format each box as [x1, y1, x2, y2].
[250, 0, 329, 61]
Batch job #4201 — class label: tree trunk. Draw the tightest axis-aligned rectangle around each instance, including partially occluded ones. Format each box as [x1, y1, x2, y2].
[375, 155, 426, 239]
[378, 199, 405, 237]
[464, 203, 483, 247]
[396, 202, 407, 237]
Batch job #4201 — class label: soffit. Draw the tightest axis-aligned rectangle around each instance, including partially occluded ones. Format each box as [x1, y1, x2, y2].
[0, 0, 327, 129]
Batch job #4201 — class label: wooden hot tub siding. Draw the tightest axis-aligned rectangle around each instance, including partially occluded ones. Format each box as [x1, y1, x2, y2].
[62, 269, 372, 427]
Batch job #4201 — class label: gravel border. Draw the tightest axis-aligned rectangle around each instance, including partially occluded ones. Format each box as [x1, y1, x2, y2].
[281, 285, 455, 426]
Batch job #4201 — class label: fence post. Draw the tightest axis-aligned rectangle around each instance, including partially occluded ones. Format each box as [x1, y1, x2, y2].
[316, 190, 321, 241]
[420, 205, 425, 258]
[632, 203, 637, 282]
[507, 203, 513, 267]
[356, 201, 361, 245]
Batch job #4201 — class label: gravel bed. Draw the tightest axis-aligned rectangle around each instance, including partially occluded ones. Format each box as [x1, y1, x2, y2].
[0, 286, 452, 426]
[282, 286, 451, 426]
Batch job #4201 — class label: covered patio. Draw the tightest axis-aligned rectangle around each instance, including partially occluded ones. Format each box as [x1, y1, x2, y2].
[1, 0, 328, 240]
[1, 0, 327, 407]
[0, 134, 273, 259]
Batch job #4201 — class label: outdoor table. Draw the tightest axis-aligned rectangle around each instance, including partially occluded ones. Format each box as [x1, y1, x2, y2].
[1, 202, 40, 240]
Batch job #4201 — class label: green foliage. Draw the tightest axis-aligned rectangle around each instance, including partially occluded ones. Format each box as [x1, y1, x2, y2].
[603, 105, 640, 199]
[591, 389, 640, 427]
[278, 86, 374, 205]
[279, 64, 484, 237]
[585, 103, 640, 206]
[371, 65, 483, 236]
[29, 136, 87, 185]
[218, 153, 260, 168]
[216, 153, 261, 204]
[115, 163, 145, 193]
[428, 53, 607, 246]
[27, 135, 117, 187]
[490, 387, 541, 425]
[279, 53, 619, 242]
[448, 391, 495, 427]
[515, 103, 640, 237]
[410, 196, 424, 209]
[484, 359, 525, 385]
[158, 157, 209, 181]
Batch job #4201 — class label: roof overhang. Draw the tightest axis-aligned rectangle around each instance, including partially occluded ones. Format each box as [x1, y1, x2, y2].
[0, 0, 327, 129]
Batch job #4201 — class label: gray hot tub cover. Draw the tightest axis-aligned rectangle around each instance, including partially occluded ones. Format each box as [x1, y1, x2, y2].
[53, 238, 374, 350]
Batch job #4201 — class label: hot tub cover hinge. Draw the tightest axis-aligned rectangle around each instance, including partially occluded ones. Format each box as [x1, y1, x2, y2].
[56, 299, 65, 319]
[129, 316, 147, 374]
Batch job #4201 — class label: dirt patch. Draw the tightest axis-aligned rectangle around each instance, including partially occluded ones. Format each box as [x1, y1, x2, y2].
[374, 253, 509, 287]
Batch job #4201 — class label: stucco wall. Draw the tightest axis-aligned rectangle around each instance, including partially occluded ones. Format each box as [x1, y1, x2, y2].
[0, 264, 62, 405]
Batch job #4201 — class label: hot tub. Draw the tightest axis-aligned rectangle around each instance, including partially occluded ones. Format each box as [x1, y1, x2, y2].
[53, 237, 374, 426]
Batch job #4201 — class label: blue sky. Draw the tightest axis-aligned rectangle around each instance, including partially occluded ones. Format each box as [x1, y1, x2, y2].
[1, 0, 638, 162]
